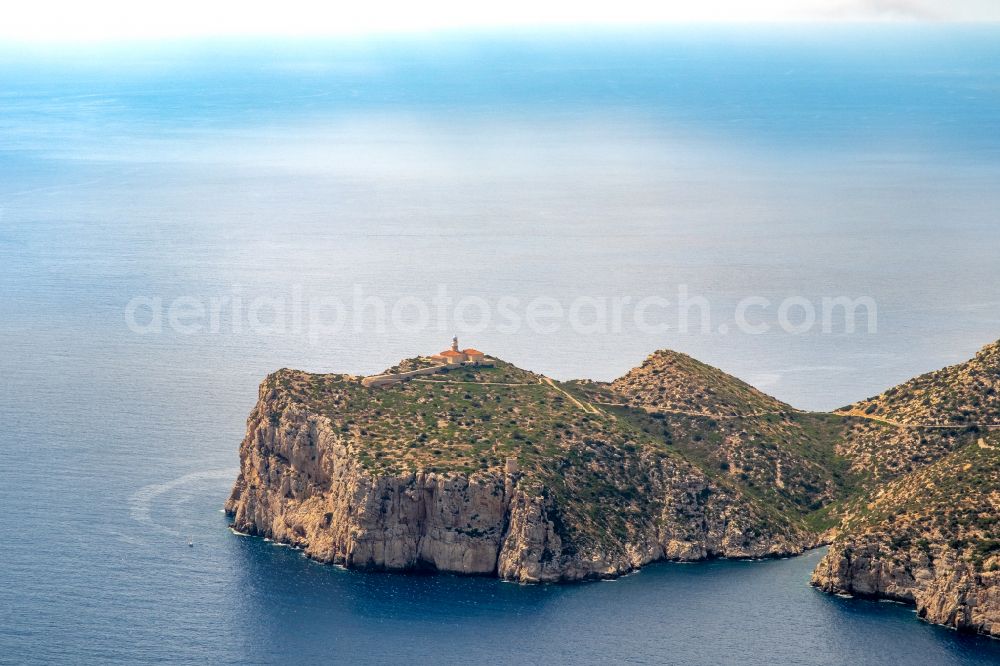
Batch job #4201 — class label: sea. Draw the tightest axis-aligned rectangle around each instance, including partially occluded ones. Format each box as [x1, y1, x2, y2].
[2, 24, 1000, 664]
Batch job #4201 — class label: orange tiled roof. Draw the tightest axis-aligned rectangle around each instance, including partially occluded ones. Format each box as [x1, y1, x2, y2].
[463, 349, 484, 355]
[438, 350, 464, 357]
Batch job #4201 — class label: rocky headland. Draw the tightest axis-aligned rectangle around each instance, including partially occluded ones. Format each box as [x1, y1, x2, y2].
[226, 340, 1000, 636]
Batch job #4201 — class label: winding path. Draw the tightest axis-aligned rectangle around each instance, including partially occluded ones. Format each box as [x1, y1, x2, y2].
[411, 379, 537, 386]
[592, 402, 790, 420]
[540, 377, 602, 415]
[842, 410, 1000, 430]
[403, 374, 1000, 435]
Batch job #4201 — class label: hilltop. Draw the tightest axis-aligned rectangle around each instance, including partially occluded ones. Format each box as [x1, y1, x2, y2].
[839, 340, 1000, 426]
[608, 349, 791, 417]
[226, 339, 1000, 635]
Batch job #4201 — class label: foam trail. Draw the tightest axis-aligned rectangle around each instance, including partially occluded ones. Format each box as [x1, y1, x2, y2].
[128, 468, 239, 538]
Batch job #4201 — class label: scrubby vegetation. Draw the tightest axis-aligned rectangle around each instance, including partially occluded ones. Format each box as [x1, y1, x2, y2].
[831, 435, 1000, 573]
[607, 349, 791, 417]
[265, 361, 633, 477]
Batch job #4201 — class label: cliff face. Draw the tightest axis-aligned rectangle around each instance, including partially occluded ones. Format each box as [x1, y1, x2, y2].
[226, 372, 809, 582]
[226, 390, 510, 576]
[811, 438, 1000, 637]
[812, 540, 1000, 636]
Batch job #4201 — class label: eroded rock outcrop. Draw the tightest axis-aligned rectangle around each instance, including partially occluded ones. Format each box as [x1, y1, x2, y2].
[810, 438, 1000, 637]
[812, 540, 1000, 636]
[226, 395, 509, 575]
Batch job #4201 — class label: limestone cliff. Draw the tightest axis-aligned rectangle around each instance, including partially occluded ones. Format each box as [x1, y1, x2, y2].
[811, 437, 1000, 637]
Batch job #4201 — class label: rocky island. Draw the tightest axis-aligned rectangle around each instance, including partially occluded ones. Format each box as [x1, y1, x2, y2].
[226, 338, 1000, 637]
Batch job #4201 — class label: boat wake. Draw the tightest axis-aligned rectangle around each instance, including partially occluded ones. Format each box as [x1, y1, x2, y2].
[126, 468, 238, 542]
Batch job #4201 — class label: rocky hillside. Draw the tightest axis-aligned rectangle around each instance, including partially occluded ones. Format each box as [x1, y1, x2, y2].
[810, 339, 1000, 638]
[226, 361, 811, 583]
[839, 339, 1000, 426]
[570, 363, 859, 528]
[812, 436, 1000, 635]
[832, 419, 972, 482]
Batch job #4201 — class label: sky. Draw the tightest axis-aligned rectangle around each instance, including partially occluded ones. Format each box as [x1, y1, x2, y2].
[1, 0, 999, 42]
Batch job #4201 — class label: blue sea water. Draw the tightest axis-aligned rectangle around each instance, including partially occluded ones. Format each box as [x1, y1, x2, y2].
[2, 25, 1000, 663]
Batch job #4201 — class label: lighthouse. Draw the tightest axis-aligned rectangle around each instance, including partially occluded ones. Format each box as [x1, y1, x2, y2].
[430, 337, 486, 365]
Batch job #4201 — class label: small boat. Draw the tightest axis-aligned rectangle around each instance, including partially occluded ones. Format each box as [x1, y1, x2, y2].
[188, 536, 194, 547]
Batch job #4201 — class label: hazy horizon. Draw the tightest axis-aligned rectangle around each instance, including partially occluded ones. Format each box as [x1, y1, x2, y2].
[4, 0, 1000, 43]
